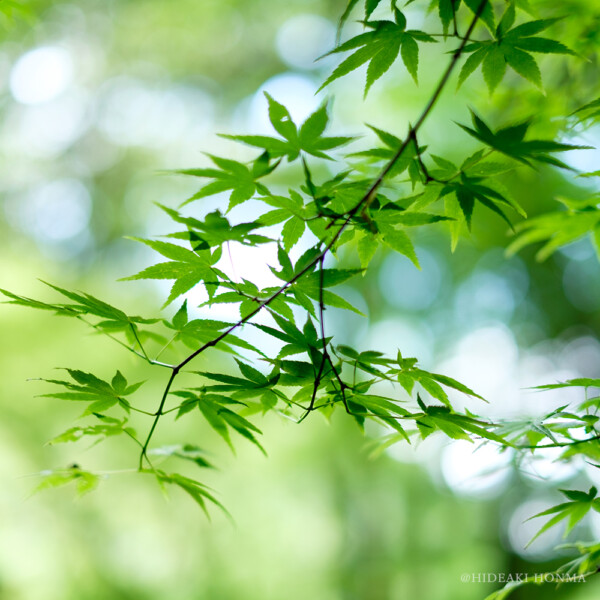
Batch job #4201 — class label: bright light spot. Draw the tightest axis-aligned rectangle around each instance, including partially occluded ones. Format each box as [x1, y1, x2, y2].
[558, 130, 600, 173]
[520, 447, 582, 484]
[437, 324, 519, 415]
[455, 270, 515, 323]
[563, 257, 600, 313]
[559, 336, 600, 379]
[247, 73, 320, 134]
[518, 353, 581, 413]
[216, 241, 280, 289]
[589, 509, 600, 540]
[387, 432, 445, 470]
[8, 91, 89, 158]
[507, 499, 564, 560]
[378, 247, 442, 311]
[558, 238, 595, 262]
[327, 286, 369, 346]
[10, 46, 73, 105]
[6, 179, 92, 242]
[275, 14, 335, 70]
[97, 78, 214, 149]
[440, 440, 512, 499]
[364, 318, 434, 368]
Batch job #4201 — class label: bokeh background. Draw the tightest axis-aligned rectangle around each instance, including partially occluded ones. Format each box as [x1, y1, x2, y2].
[1, 0, 600, 598]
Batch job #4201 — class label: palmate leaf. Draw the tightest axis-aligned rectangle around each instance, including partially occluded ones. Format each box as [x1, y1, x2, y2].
[379, 224, 420, 267]
[337, 0, 396, 36]
[497, 403, 591, 448]
[507, 197, 600, 261]
[526, 487, 600, 547]
[423, 0, 497, 35]
[338, 0, 361, 37]
[49, 414, 135, 445]
[154, 470, 229, 519]
[292, 267, 365, 315]
[268, 246, 365, 315]
[121, 238, 222, 308]
[176, 389, 266, 455]
[319, 12, 436, 95]
[531, 377, 600, 391]
[437, 0, 461, 35]
[440, 172, 520, 230]
[394, 357, 485, 406]
[222, 94, 353, 162]
[457, 111, 591, 170]
[348, 391, 412, 441]
[416, 404, 507, 444]
[175, 150, 279, 210]
[122, 209, 273, 307]
[159, 205, 272, 248]
[357, 232, 379, 269]
[574, 97, 600, 122]
[260, 191, 308, 252]
[463, 0, 495, 31]
[34, 466, 100, 496]
[458, 6, 574, 92]
[149, 444, 215, 470]
[40, 369, 144, 416]
[163, 301, 265, 357]
[0, 283, 158, 332]
[348, 124, 422, 178]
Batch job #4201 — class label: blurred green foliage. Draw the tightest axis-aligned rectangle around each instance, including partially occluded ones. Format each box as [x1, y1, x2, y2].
[2, 1, 600, 599]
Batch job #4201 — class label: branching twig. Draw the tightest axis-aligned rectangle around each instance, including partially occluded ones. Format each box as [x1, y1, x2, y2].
[515, 433, 600, 450]
[76, 315, 174, 369]
[298, 255, 350, 423]
[136, 0, 490, 469]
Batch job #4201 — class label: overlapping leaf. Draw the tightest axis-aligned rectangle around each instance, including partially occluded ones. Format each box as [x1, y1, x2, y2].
[154, 470, 229, 518]
[527, 487, 600, 546]
[149, 444, 215, 470]
[176, 151, 278, 209]
[507, 197, 600, 261]
[40, 369, 144, 415]
[320, 9, 436, 95]
[49, 414, 136, 445]
[122, 209, 273, 307]
[34, 466, 100, 495]
[164, 300, 263, 356]
[222, 94, 353, 161]
[458, 111, 591, 170]
[458, 5, 574, 91]
[0, 283, 158, 333]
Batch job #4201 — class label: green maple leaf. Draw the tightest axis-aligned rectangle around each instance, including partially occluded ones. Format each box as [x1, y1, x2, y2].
[222, 94, 353, 161]
[458, 6, 574, 91]
[440, 172, 522, 230]
[573, 97, 600, 125]
[527, 487, 600, 547]
[319, 10, 436, 95]
[348, 124, 421, 178]
[122, 206, 273, 308]
[120, 233, 224, 307]
[159, 206, 272, 249]
[175, 151, 278, 210]
[41, 369, 144, 415]
[457, 111, 591, 170]
[507, 197, 600, 261]
[49, 414, 135, 446]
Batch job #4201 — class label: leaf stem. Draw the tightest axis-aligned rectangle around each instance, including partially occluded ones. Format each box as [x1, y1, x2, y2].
[136, 0, 490, 466]
[357, 0, 489, 218]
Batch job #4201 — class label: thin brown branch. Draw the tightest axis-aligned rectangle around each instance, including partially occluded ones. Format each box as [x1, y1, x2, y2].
[137, 0, 490, 467]
[515, 433, 600, 450]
